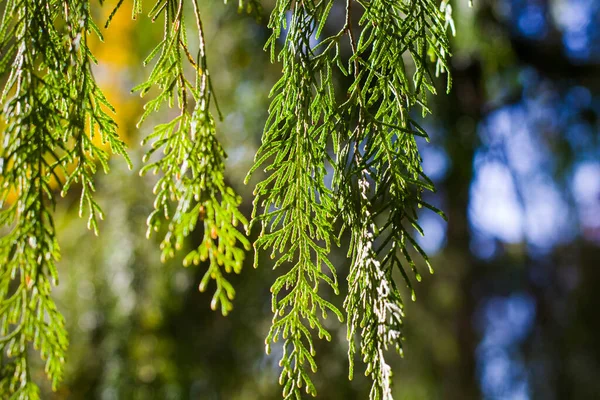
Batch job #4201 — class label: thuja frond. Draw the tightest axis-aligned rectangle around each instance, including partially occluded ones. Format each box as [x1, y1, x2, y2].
[0, 0, 460, 396]
[343, 176, 406, 400]
[247, 3, 345, 398]
[136, 0, 250, 315]
[62, 1, 133, 235]
[0, 0, 129, 395]
[337, 0, 453, 397]
[254, 0, 456, 398]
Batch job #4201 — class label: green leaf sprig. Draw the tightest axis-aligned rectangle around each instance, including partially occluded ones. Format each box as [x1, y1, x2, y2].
[134, 0, 251, 315]
[0, 1, 130, 396]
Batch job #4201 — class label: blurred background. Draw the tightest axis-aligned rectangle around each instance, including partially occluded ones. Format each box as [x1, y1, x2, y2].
[36, 0, 600, 398]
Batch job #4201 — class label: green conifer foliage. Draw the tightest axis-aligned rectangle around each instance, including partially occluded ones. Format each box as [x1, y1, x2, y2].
[0, 0, 457, 398]
[249, 0, 454, 397]
[249, 3, 344, 395]
[130, 0, 251, 316]
[0, 1, 129, 397]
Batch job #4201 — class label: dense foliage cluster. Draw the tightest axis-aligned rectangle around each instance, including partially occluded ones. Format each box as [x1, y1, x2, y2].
[251, 0, 453, 397]
[130, 0, 252, 316]
[0, 1, 130, 397]
[0, 0, 456, 398]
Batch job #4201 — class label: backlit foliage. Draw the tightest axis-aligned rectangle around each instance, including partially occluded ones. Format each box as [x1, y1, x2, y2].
[0, 0, 456, 398]
[128, 0, 251, 316]
[0, 1, 130, 397]
[248, 0, 454, 397]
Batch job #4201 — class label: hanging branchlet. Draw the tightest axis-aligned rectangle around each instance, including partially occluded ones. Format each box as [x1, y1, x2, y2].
[342, 176, 405, 400]
[0, 0, 130, 396]
[254, 0, 456, 398]
[62, 1, 133, 235]
[135, 0, 250, 315]
[0, 0, 460, 396]
[247, 3, 345, 398]
[336, 0, 453, 397]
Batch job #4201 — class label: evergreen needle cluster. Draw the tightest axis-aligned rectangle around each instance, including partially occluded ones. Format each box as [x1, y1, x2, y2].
[249, 0, 454, 397]
[0, 0, 457, 398]
[130, 0, 251, 316]
[249, 5, 345, 397]
[0, 1, 129, 397]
